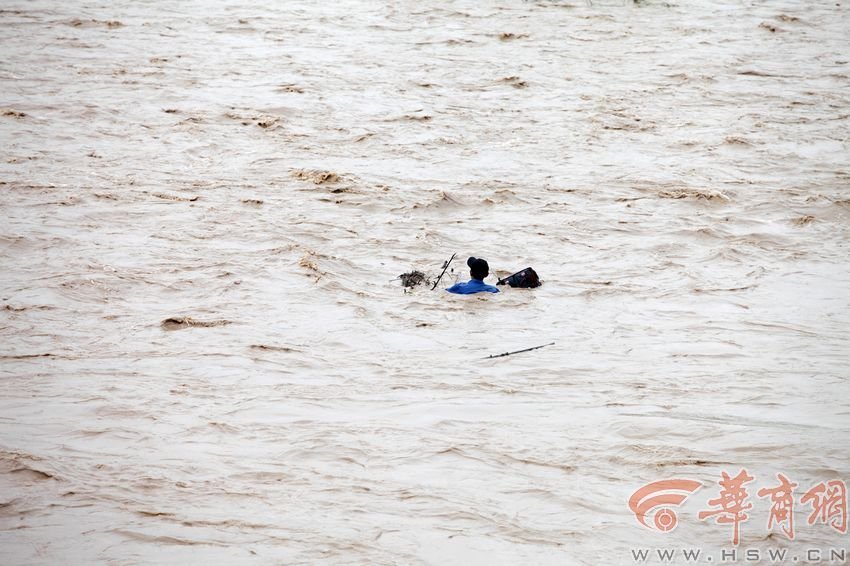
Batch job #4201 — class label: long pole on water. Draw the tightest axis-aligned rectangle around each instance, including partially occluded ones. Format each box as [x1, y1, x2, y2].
[431, 253, 457, 290]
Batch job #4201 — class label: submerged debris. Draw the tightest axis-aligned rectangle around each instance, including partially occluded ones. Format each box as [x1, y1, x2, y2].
[256, 117, 279, 129]
[292, 169, 340, 184]
[500, 75, 528, 88]
[67, 18, 124, 28]
[249, 344, 300, 353]
[399, 270, 429, 288]
[657, 188, 730, 201]
[151, 192, 199, 202]
[791, 215, 815, 226]
[161, 317, 232, 330]
[498, 32, 529, 41]
[299, 252, 325, 280]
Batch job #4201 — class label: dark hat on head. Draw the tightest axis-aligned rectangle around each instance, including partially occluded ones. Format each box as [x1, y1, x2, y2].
[467, 256, 489, 279]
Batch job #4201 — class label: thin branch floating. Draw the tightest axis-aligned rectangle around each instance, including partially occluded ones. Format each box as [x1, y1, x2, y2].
[484, 342, 555, 359]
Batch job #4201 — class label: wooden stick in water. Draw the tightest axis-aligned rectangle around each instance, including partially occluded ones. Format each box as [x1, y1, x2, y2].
[431, 252, 457, 290]
[484, 342, 555, 359]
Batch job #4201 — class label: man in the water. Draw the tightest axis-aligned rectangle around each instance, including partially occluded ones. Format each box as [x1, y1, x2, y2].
[446, 257, 500, 295]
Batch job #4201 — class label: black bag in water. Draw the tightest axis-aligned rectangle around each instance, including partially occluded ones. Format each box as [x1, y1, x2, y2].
[497, 267, 541, 288]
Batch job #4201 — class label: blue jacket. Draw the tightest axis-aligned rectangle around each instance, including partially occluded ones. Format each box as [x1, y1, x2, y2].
[446, 279, 500, 295]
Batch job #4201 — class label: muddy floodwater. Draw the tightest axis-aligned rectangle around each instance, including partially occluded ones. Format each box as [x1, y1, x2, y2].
[1, 1, 849, 564]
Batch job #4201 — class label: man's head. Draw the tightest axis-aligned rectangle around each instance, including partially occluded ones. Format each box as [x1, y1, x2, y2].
[467, 257, 489, 280]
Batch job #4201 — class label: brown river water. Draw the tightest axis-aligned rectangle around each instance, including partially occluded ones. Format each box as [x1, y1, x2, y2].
[1, 1, 849, 564]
